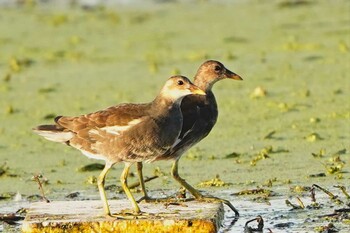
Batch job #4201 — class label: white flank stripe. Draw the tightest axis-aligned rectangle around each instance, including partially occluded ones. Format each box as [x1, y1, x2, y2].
[80, 149, 106, 161]
[101, 118, 142, 135]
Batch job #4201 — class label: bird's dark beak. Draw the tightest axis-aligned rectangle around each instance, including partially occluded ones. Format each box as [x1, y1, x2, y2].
[225, 69, 243, 80]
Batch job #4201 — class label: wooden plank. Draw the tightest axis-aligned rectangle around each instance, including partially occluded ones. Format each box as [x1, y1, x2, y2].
[22, 200, 224, 233]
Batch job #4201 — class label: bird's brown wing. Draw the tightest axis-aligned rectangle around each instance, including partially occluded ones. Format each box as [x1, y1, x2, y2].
[56, 103, 149, 133]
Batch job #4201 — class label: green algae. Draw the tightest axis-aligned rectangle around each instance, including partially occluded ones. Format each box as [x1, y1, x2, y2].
[0, 1, 349, 232]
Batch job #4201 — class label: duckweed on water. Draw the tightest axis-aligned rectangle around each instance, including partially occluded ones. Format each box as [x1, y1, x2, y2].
[0, 1, 349, 232]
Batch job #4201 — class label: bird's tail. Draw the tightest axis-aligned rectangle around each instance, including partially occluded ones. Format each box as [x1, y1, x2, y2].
[33, 124, 74, 143]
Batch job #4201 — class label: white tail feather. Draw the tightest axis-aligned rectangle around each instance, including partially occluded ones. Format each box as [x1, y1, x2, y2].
[33, 130, 74, 143]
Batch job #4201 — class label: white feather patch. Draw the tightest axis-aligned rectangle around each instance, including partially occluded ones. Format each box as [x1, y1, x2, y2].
[80, 149, 106, 161]
[34, 130, 74, 143]
[101, 118, 142, 135]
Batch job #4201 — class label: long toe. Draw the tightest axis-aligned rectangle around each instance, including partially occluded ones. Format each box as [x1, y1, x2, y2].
[197, 196, 239, 217]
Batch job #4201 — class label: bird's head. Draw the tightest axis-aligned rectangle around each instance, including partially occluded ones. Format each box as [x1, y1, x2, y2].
[194, 60, 242, 90]
[160, 75, 206, 101]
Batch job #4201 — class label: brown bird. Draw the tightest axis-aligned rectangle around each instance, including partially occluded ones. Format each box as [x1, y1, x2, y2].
[33, 76, 206, 217]
[136, 60, 242, 215]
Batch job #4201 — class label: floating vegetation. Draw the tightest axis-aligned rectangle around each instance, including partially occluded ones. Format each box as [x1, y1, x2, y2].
[309, 117, 321, 123]
[303, 55, 323, 62]
[68, 35, 83, 46]
[231, 188, 272, 196]
[5, 105, 15, 115]
[338, 40, 349, 53]
[312, 148, 326, 158]
[263, 130, 276, 139]
[308, 173, 326, 178]
[186, 51, 209, 62]
[185, 148, 203, 160]
[250, 86, 267, 99]
[3, 73, 11, 82]
[223, 36, 248, 44]
[153, 167, 166, 179]
[0, 192, 15, 200]
[249, 145, 285, 166]
[9, 57, 34, 72]
[77, 163, 104, 172]
[314, 223, 339, 233]
[224, 51, 237, 61]
[283, 37, 321, 52]
[37, 87, 57, 94]
[305, 132, 323, 142]
[290, 185, 311, 194]
[171, 68, 181, 75]
[250, 146, 289, 166]
[324, 155, 346, 175]
[197, 175, 232, 187]
[43, 113, 57, 120]
[49, 14, 69, 27]
[65, 192, 80, 199]
[224, 152, 241, 159]
[0, 163, 9, 177]
[277, 0, 313, 9]
[311, 148, 347, 176]
[86, 175, 97, 185]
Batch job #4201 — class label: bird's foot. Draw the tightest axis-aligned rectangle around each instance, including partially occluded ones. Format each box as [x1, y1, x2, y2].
[196, 195, 239, 217]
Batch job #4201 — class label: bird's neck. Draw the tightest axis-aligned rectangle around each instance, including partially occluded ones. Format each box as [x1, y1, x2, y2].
[151, 95, 183, 116]
[193, 77, 215, 92]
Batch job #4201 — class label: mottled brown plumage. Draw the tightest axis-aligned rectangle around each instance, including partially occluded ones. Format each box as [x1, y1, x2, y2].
[33, 75, 205, 216]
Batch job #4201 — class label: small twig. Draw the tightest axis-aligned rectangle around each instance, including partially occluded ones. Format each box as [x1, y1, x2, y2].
[334, 185, 350, 199]
[128, 175, 158, 189]
[32, 174, 50, 203]
[296, 197, 305, 209]
[310, 186, 316, 202]
[285, 199, 304, 210]
[312, 184, 343, 204]
[244, 215, 264, 232]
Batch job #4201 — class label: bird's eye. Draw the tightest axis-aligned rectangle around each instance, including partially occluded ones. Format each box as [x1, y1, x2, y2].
[177, 80, 184, 85]
[214, 65, 221, 72]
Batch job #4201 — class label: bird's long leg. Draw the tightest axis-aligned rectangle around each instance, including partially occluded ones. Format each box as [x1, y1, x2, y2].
[171, 159, 240, 217]
[97, 162, 113, 216]
[136, 162, 151, 202]
[136, 162, 175, 204]
[121, 162, 141, 214]
[171, 159, 202, 198]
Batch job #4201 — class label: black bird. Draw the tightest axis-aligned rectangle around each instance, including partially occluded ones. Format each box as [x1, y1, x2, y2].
[136, 60, 242, 215]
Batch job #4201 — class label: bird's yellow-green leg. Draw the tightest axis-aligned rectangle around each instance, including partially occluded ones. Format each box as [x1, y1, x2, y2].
[171, 159, 202, 198]
[136, 162, 175, 203]
[98, 162, 113, 216]
[121, 162, 141, 214]
[171, 159, 240, 216]
[136, 162, 151, 201]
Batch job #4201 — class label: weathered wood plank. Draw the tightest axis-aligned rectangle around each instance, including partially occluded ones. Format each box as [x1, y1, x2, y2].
[22, 200, 224, 233]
